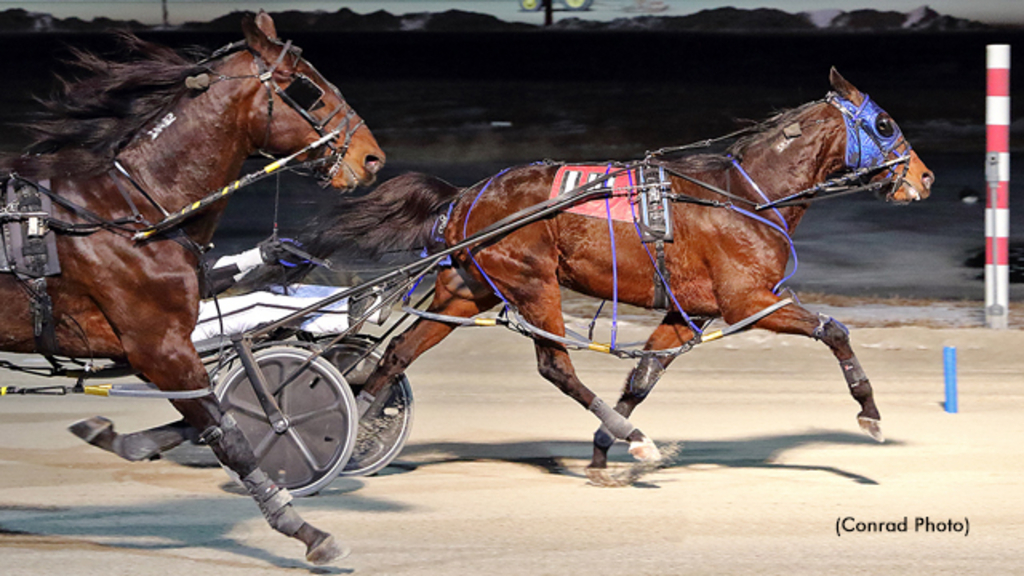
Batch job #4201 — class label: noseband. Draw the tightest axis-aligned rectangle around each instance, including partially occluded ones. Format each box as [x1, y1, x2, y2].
[827, 91, 912, 200]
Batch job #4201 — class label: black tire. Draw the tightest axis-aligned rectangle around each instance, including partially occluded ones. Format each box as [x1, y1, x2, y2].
[216, 346, 357, 497]
[323, 336, 415, 477]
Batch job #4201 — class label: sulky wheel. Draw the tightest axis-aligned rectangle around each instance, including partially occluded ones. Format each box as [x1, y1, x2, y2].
[322, 336, 414, 477]
[216, 346, 357, 497]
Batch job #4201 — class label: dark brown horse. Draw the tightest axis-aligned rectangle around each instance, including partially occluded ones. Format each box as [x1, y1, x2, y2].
[282, 70, 933, 483]
[0, 13, 383, 562]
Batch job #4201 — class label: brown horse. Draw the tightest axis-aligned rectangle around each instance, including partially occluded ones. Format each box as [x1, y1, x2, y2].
[278, 70, 932, 483]
[0, 13, 382, 563]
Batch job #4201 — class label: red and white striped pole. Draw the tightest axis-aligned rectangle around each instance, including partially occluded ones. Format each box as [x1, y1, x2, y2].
[986, 44, 1010, 330]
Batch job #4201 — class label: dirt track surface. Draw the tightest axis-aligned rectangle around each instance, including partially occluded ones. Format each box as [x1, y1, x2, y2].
[2, 324, 1023, 575]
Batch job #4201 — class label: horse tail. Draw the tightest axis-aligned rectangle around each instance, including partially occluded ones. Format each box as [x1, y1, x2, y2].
[231, 172, 461, 292]
[302, 172, 460, 258]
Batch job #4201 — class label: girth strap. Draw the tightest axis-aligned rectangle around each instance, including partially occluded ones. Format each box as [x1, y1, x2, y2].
[27, 277, 60, 357]
[652, 239, 671, 310]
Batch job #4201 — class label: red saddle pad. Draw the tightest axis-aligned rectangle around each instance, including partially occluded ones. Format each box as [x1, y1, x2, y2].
[549, 165, 637, 222]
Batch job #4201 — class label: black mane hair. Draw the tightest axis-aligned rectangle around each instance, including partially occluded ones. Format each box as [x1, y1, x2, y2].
[727, 99, 825, 159]
[660, 99, 826, 175]
[1, 32, 211, 179]
[232, 172, 463, 292]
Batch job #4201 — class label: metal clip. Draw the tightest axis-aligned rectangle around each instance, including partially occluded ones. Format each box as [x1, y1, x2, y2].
[27, 216, 46, 237]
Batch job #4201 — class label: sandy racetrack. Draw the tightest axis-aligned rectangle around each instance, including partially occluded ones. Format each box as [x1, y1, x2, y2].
[1, 320, 1022, 575]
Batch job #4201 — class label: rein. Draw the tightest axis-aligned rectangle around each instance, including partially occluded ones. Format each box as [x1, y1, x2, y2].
[412, 90, 914, 358]
[4, 36, 362, 244]
[133, 129, 343, 241]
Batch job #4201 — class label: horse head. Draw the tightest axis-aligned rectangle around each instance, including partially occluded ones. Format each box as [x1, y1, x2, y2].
[827, 68, 933, 203]
[240, 11, 384, 190]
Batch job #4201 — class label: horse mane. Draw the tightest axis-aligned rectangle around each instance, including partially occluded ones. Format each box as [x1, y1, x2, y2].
[659, 99, 826, 175]
[727, 99, 825, 159]
[1, 32, 211, 179]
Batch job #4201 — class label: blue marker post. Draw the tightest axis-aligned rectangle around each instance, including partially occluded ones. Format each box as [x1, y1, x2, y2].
[944, 346, 958, 414]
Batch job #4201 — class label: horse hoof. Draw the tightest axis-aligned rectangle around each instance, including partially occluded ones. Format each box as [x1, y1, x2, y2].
[305, 534, 349, 565]
[585, 467, 633, 488]
[858, 417, 885, 443]
[628, 437, 662, 463]
[585, 467, 616, 487]
[68, 416, 115, 446]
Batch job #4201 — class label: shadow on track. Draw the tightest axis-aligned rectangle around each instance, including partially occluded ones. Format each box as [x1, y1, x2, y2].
[0, 487, 410, 572]
[391, 431, 896, 486]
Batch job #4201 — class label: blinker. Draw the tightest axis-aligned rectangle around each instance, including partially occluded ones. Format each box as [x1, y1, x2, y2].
[281, 74, 325, 112]
[829, 92, 907, 170]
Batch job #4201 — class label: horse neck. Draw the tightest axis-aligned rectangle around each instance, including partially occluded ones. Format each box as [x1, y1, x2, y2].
[115, 54, 262, 244]
[730, 104, 846, 231]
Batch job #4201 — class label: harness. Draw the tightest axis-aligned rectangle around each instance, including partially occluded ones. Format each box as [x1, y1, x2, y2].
[1, 35, 362, 357]
[636, 164, 674, 309]
[409, 90, 913, 362]
[1, 178, 61, 355]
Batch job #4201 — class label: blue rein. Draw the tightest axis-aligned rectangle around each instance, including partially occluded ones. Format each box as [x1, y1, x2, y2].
[434, 91, 910, 352]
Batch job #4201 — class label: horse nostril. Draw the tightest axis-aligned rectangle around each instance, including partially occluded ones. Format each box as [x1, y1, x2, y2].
[922, 171, 935, 191]
[364, 155, 383, 175]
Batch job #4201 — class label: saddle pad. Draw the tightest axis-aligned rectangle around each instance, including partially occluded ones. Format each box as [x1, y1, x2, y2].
[549, 165, 637, 222]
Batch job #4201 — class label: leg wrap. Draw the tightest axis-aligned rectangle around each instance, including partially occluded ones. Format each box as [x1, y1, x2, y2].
[355, 390, 375, 418]
[840, 357, 868, 388]
[812, 315, 850, 348]
[593, 425, 615, 450]
[589, 398, 636, 440]
[203, 416, 305, 537]
[626, 355, 666, 400]
[242, 468, 304, 536]
[840, 356, 875, 405]
[201, 415, 259, 482]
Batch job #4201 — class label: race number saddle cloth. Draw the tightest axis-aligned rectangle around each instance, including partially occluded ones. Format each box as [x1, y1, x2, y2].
[549, 164, 637, 221]
[192, 284, 386, 350]
[549, 164, 675, 310]
[1, 178, 61, 278]
[549, 164, 673, 243]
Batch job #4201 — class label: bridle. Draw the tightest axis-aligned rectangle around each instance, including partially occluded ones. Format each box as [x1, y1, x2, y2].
[21, 36, 371, 243]
[198, 37, 365, 186]
[826, 91, 913, 201]
[687, 92, 917, 212]
[247, 41, 365, 185]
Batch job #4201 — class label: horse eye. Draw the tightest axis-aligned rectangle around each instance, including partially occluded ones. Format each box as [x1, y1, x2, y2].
[875, 116, 895, 138]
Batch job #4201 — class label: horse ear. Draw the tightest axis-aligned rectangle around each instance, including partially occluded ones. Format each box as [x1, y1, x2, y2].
[253, 11, 279, 40]
[242, 11, 295, 76]
[829, 67, 864, 105]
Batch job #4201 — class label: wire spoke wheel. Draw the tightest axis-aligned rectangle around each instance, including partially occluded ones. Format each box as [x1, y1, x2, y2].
[217, 346, 357, 497]
[324, 336, 415, 477]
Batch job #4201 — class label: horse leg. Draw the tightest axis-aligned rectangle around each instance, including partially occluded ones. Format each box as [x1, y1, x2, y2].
[171, 384, 344, 563]
[69, 417, 196, 461]
[511, 289, 662, 464]
[724, 293, 884, 442]
[102, 310, 343, 564]
[356, 271, 500, 417]
[590, 313, 699, 470]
